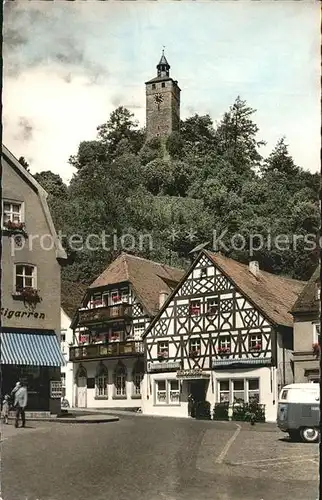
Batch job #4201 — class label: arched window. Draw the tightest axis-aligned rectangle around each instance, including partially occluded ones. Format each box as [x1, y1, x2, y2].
[132, 359, 144, 397]
[76, 364, 87, 380]
[114, 362, 127, 397]
[95, 363, 108, 398]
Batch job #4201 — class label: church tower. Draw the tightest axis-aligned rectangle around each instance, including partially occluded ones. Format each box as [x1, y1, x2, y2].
[145, 51, 181, 141]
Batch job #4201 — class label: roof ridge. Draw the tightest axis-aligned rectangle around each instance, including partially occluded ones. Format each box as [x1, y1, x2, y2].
[122, 252, 183, 272]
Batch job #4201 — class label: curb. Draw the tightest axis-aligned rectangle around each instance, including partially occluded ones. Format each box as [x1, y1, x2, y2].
[7, 416, 119, 424]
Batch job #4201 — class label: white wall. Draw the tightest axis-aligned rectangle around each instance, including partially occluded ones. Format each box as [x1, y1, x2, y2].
[60, 308, 74, 405]
[142, 366, 278, 422]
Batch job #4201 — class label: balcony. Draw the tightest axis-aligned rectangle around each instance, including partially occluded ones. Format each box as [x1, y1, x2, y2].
[78, 304, 132, 325]
[69, 341, 144, 361]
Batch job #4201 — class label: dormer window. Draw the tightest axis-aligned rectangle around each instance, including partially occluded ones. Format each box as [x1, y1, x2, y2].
[189, 300, 201, 316]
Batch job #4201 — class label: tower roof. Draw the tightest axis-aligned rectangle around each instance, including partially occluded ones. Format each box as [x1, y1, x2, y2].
[157, 50, 170, 69]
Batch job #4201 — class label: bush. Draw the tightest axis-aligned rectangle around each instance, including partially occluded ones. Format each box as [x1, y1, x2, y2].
[213, 402, 229, 421]
[195, 400, 211, 420]
[232, 402, 265, 422]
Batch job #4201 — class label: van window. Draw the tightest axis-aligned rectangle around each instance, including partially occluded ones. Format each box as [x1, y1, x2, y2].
[281, 390, 288, 400]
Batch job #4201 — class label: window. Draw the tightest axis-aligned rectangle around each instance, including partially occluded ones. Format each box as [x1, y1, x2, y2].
[189, 300, 201, 316]
[3, 201, 23, 225]
[15, 264, 36, 291]
[61, 333, 66, 343]
[152, 83, 156, 89]
[111, 291, 121, 304]
[157, 341, 169, 359]
[96, 365, 108, 398]
[200, 267, 207, 278]
[121, 289, 129, 303]
[247, 379, 259, 402]
[219, 380, 230, 402]
[313, 322, 320, 344]
[91, 294, 102, 308]
[114, 363, 126, 397]
[155, 380, 180, 405]
[218, 335, 231, 354]
[207, 298, 219, 315]
[169, 380, 180, 403]
[133, 323, 145, 339]
[189, 338, 201, 355]
[132, 360, 144, 396]
[156, 380, 167, 403]
[61, 373, 66, 398]
[249, 333, 262, 351]
[233, 380, 245, 403]
[217, 378, 260, 404]
[161, 82, 165, 88]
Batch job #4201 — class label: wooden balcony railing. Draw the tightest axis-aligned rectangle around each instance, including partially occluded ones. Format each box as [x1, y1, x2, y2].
[69, 341, 144, 361]
[78, 304, 132, 325]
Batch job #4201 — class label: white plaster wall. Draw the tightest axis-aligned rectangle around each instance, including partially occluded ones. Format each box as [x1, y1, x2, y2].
[142, 367, 278, 423]
[73, 359, 143, 409]
[60, 308, 74, 405]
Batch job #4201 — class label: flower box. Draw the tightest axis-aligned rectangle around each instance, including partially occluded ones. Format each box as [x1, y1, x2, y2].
[157, 352, 168, 361]
[112, 296, 121, 302]
[189, 308, 200, 316]
[3, 220, 28, 237]
[189, 350, 200, 358]
[217, 347, 230, 357]
[250, 344, 262, 352]
[16, 287, 42, 304]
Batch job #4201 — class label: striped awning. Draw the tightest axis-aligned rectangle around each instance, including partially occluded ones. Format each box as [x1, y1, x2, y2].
[0, 331, 66, 367]
[213, 357, 272, 369]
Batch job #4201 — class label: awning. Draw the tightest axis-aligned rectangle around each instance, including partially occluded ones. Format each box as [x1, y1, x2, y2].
[213, 357, 272, 370]
[0, 331, 66, 367]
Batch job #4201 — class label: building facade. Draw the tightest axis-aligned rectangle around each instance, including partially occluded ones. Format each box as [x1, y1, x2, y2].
[142, 250, 306, 422]
[291, 266, 320, 383]
[69, 253, 183, 409]
[145, 51, 181, 140]
[1, 146, 67, 414]
[60, 308, 74, 405]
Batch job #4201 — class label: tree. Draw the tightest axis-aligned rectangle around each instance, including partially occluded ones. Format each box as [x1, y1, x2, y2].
[18, 156, 30, 171]
[261, 137, 299, 177]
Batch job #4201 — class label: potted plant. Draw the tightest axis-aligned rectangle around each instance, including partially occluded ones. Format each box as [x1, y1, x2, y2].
[3, 220, 28, 237]
[312, 343, 320, 358]
[217, 347, 230, 357]
[17, 287, 42, 305]
[157, 351, 168, 361]
[112, 295, 121, 303]
[189, 306, 200, 316]
[250, 343, 262, 352]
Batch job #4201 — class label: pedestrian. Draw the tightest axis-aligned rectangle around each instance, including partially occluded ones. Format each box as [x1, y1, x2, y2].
[1, 395, 10, 424]
[12, 380, 28, 428]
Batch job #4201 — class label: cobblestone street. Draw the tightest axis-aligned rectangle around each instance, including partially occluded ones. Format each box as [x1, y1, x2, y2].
[0, 414, 318, 500]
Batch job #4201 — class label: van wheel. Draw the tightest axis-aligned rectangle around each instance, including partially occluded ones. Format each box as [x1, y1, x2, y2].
[300, 427, 320, 443]
[288, 430, 300, 441]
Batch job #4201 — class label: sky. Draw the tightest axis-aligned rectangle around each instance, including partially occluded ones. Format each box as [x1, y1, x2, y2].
[3, 0, 320, 184]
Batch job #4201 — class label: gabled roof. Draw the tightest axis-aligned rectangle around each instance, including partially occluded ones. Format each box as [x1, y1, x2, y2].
[143, 250, 306, 336]
[2, 145, 67, 260]
[291, 266, 320, 315]
[89, 252, 184, 316]
[205, 251, 305, 328]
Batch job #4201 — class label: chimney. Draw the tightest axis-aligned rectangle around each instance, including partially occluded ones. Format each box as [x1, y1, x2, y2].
[249, 261, 259, 277]
[159, 290, 169, 309]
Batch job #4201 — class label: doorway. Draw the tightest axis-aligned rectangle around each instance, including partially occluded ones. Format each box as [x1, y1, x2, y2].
[76, 365, 87, 408]
[188, 379, 208, 417]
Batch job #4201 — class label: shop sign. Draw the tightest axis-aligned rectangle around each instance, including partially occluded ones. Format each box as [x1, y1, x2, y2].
[148, 361, 181, 372]
[50, 381, 62, 399]
[176, 368, 210, 380]
[1, 307, 45, 320]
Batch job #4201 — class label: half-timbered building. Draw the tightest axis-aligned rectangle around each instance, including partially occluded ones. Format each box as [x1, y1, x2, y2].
[142, 250, 306, 422]
[291, 266, 320, 383]
[69, 253, 183, 409]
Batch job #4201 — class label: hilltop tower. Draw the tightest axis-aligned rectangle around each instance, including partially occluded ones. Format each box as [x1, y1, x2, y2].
[145, 51, 181, 141]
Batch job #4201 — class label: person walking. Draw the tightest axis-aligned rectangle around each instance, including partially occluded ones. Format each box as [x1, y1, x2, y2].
[12, 381, 28, 428]
[1, 395, 10, 424]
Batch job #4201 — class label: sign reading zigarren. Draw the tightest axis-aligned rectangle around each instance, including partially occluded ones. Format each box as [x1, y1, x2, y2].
[1, 307, 46, 320]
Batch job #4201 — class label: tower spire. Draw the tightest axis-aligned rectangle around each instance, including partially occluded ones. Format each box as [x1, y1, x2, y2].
[157, 49, 170, 78]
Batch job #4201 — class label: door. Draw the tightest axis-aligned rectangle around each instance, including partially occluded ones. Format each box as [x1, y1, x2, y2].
[188, 380, 208, 417]
[77, 377, 87, 408]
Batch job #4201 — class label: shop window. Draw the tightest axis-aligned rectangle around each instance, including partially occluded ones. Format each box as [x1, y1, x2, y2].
[132, 360, 144, 397]
[248, 379, 260, 402]
[155, 380, 180, 405]
[219, 380, 230, 402]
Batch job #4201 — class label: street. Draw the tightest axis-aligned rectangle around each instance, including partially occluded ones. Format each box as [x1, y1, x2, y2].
[0, 414, 318, 500]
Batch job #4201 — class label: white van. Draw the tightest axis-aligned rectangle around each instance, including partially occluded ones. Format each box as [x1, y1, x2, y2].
[277, 383, 320, 443]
